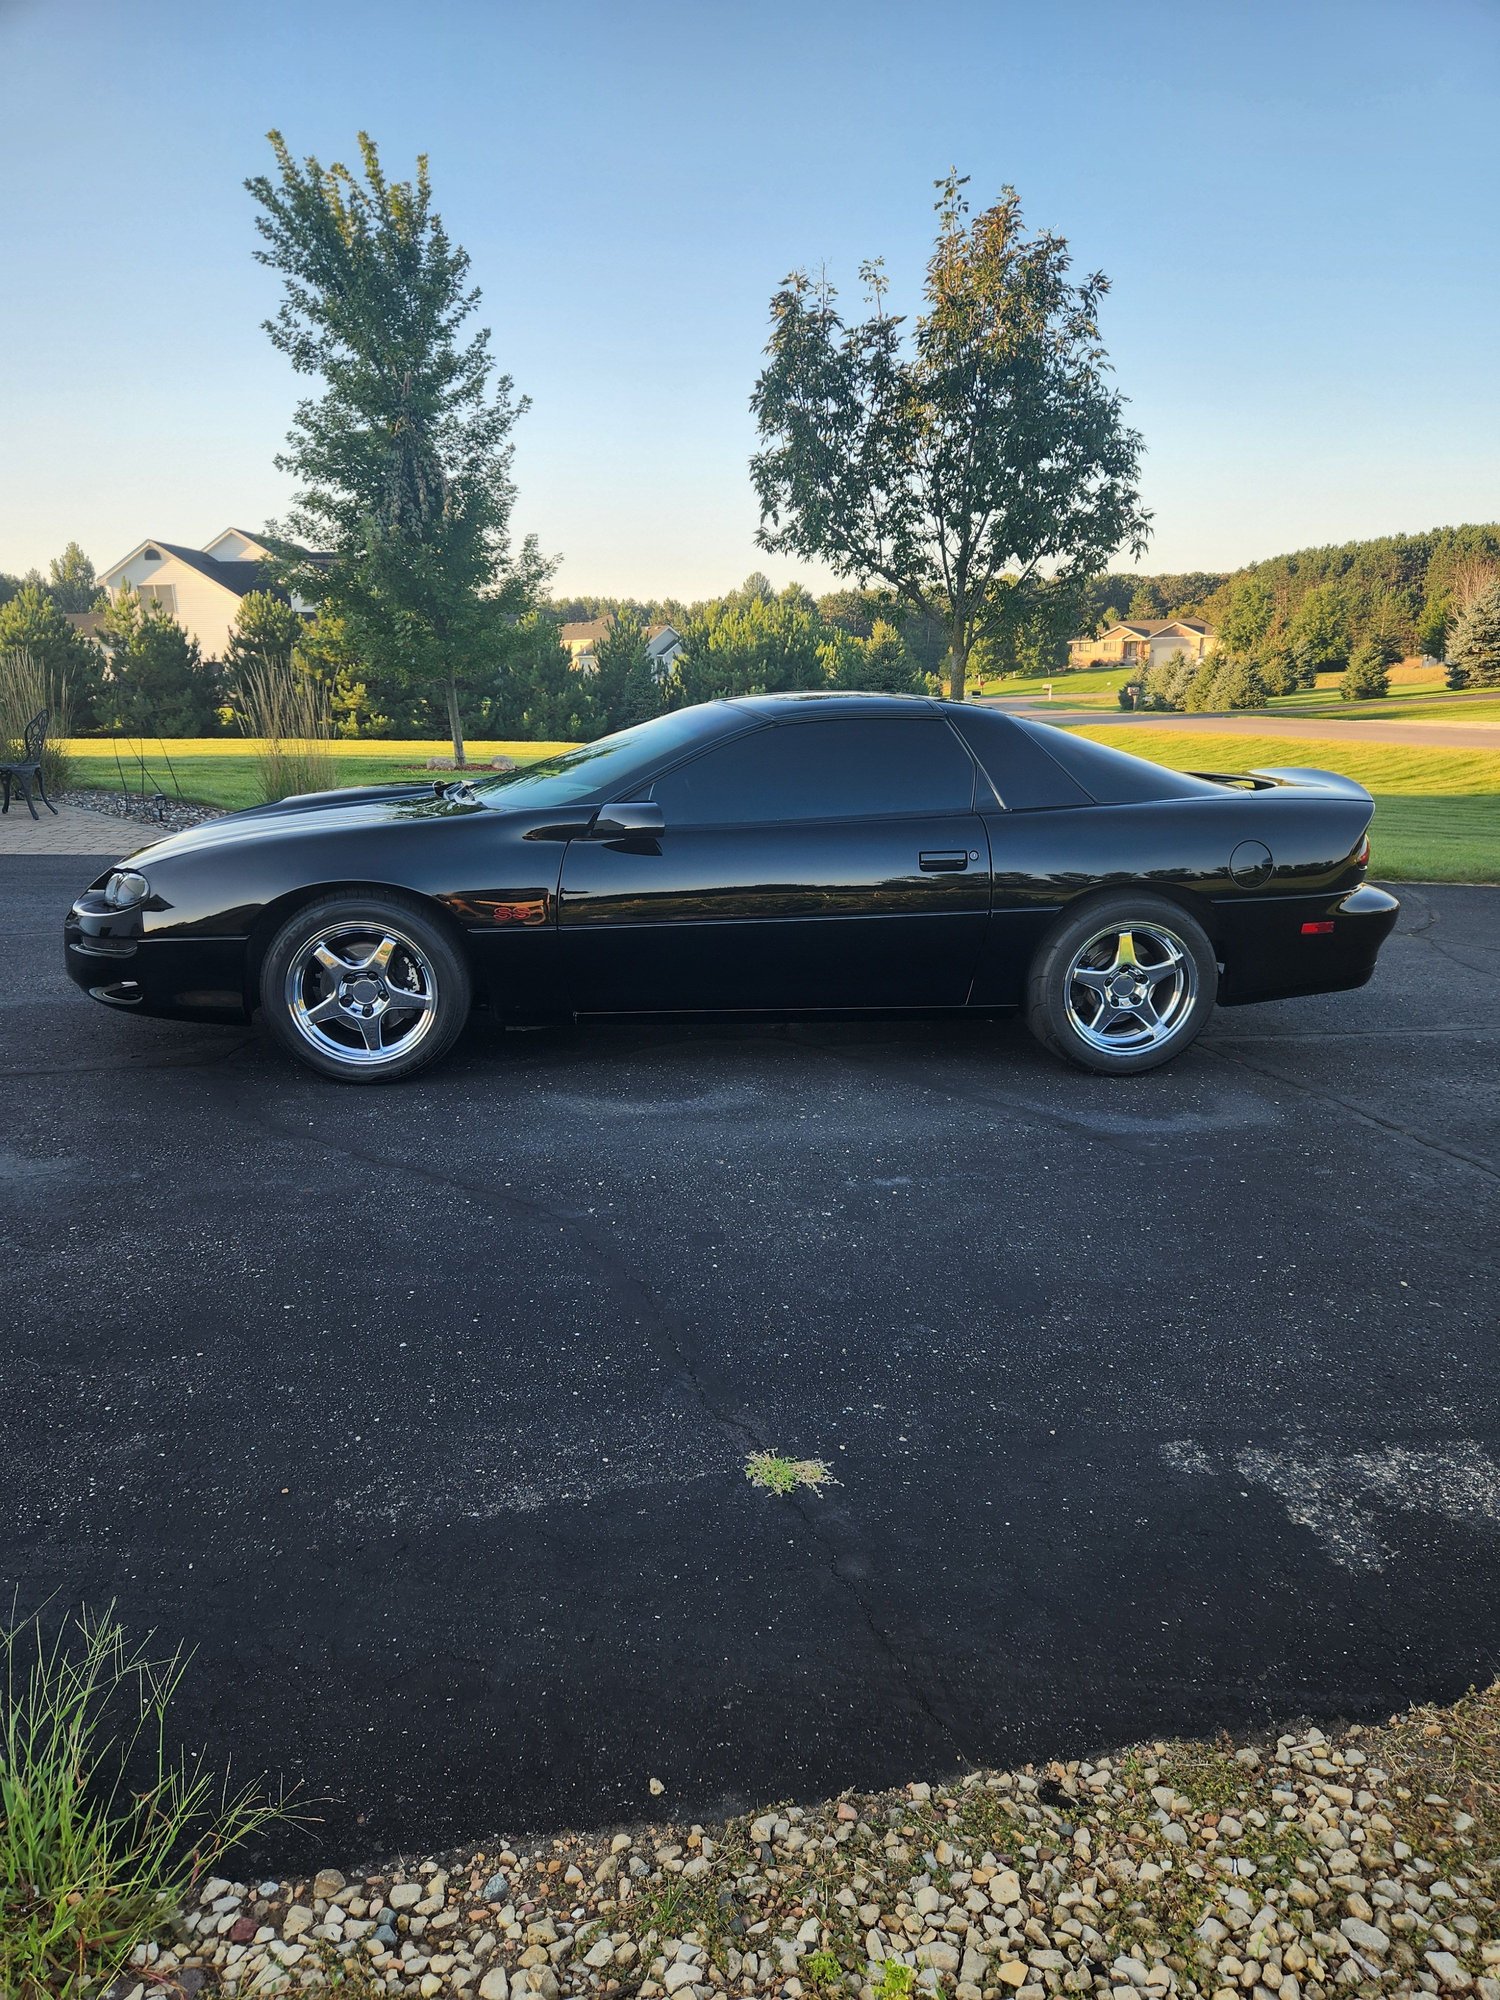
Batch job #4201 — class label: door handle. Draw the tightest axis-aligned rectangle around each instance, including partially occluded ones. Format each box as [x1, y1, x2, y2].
[919, 850, 970, 872]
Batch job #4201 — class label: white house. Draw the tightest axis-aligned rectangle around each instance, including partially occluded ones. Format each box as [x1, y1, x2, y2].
[97, 529, 325, 661]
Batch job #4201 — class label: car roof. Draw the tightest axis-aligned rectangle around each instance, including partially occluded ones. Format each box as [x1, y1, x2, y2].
[726, 691, 944, 720]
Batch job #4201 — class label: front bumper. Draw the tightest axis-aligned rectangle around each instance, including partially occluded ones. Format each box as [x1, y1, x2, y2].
[1217, 882, 1401, 1006]
[65, 896, 250, 1022]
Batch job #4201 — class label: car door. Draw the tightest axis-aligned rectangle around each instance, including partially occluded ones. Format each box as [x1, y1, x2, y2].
[556, 714, 991, 1012]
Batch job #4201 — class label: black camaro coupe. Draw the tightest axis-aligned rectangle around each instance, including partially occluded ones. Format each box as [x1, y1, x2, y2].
[65, 693, 1399, 1082]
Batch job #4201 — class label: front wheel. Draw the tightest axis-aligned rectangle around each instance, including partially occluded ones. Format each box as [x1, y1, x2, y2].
[259, 894, 471, 1082]
[1025, 894, 1217, 1075]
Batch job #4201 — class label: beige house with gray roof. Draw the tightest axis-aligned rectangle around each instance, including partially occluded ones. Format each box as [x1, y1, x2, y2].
[1068, 617, 1213, 672]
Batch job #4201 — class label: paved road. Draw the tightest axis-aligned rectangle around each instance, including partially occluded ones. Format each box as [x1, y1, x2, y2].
[981, 696, 1500, 750]
[4, 856, 1498, 1868]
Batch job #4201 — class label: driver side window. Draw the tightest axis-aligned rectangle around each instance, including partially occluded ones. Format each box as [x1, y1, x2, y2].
[647, 719, 974, 826]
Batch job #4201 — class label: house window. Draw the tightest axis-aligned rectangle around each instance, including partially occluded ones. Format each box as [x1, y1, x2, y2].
[139, 583, 177, 618]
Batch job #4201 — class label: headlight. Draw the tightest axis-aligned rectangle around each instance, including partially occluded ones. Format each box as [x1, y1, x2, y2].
[103, 869, 150, 909]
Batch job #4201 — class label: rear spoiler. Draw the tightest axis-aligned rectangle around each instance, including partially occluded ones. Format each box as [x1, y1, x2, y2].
[1189, 764, 1374, 804]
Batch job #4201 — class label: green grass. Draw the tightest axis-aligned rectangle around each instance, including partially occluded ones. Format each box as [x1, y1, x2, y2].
[65, 739, 575, 811]
[1072, 726, 1500, 882]
[0, 1606, 289, 2000]
[985, 665, 1500, 719]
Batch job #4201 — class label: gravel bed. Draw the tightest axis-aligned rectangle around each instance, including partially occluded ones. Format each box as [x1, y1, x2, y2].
[112, 1687, 1500, 2000]
[58, 787, 227, 832]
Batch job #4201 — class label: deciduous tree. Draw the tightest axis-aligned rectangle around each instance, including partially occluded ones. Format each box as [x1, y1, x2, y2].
[751, 175, 1148, 700]
[246, 130, 549, 766]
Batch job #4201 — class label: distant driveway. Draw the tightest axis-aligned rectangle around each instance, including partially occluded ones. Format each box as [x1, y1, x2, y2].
[3, 852, 1498, 1865]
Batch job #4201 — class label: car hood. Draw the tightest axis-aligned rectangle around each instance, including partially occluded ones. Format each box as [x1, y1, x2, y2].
[115, 782, 485, 867]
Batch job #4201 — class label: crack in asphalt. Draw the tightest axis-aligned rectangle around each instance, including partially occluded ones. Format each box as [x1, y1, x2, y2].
[215, 1071, 975, 1766]
[1196, 1043, 1498, 1182]
[1397, 885, 1499, 976]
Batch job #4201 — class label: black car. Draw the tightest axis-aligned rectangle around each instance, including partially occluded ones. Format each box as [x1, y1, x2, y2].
[65, 693, 1399, 1082]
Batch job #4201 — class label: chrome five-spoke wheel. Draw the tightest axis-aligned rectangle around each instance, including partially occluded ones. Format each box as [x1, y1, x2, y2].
[285, 923, 440, 1068]
[1026, 893, 1217, 1074]
[261, 895, 471, 1081]
[1064, 922, 1197, 1054]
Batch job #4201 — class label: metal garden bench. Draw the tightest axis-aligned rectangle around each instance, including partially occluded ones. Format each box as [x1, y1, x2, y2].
[1, 709, 59, 819]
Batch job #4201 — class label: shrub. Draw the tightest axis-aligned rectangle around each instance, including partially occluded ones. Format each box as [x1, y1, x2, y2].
[1208, 655, 1270, 709]
[1139, 649, 1199, 711]
[0, 1605, 290, 2000]
[1340, 643, 1391, 701]
[234, 655, 337, 801]
[0, 647, 73, 794]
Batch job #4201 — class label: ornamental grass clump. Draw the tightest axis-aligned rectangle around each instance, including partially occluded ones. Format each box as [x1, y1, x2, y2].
[0, 1604, 292, 2000]
[234, 654, 337, 802]
[0, 646, 73, 794]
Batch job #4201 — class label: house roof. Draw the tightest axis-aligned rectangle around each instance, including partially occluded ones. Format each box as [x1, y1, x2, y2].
[100, 538, 332, 598]
[560, 617, 614, 646]
[1073, 618, 1211, 643]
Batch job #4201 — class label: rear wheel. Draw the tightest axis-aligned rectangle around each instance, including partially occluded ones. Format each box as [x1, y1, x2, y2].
[259, 894, 471, 1082]
[1025, 894, 1217, 1075]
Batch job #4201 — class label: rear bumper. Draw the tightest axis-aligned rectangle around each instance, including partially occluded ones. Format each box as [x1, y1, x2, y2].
[65, 902, 250, 1021]
[1217, 883, 1400, 1006]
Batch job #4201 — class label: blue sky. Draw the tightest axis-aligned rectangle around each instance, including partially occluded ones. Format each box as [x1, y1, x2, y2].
[1, 0, 1497, 599]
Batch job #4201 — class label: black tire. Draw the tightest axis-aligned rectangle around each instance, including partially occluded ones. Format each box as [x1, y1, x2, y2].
[1025, 893, 1217, 1076]
[259, 893, 472, 1083]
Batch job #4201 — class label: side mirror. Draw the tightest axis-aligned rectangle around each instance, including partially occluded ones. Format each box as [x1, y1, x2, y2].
[590, 800, 664, 838]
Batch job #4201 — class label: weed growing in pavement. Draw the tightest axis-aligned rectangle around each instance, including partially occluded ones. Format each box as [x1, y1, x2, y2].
[0, 1603, 293, 2000]
[744, 1451, 836, 1495]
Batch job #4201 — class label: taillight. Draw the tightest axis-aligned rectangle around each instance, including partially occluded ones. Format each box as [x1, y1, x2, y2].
[1354, 832, 1370, 870]
[1301, 920, 1335, 935]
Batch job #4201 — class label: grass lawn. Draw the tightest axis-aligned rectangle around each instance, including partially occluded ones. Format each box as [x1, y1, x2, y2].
[1070, 726, 1500, 883]
[983, 664, 1500, 721]
[63, 738, 576, 812]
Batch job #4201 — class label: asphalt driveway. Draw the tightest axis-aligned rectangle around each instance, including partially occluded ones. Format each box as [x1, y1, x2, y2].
[3, 855, 1498, 1866]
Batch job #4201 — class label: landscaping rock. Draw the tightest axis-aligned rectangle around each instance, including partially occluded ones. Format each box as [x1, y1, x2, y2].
[147, 1685, 1500, 1999]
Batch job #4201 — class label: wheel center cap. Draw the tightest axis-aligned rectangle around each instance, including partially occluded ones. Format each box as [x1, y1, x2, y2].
[350, 977, 381, 1004]
[1110, 973, 1136, 999]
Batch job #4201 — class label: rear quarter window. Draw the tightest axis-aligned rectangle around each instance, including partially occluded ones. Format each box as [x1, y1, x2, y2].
[1012, 719, 1228, 805]
[946, 708, 1093, 810]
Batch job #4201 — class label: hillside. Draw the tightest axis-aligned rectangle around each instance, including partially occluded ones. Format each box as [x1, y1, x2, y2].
[1088, 521, 1500, 658]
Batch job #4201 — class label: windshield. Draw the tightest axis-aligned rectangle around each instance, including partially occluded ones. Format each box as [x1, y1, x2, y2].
[471, 707, 732, 810]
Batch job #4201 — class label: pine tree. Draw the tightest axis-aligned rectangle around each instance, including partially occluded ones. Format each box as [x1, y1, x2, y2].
[47, 542, 98, 612]
[1447, 581, 1500, 689]
[1340, 641, 1391, 702]
[225, 590, 304, 681]
[0, 581, 104, 724]
[100, 590, 219, 734]
[246, 131, 550, 765]
[590, 614, 664, 732]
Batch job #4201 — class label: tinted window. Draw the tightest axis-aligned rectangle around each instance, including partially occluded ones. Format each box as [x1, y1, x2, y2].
[1012, 719, 1227, 804]
[947, 708, 1093, 810]
[648, 718, 975, 825]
